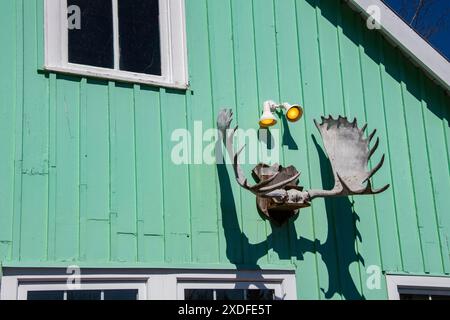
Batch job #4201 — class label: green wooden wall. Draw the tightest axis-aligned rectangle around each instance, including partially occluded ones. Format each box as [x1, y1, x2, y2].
[0, 0, 449, 300]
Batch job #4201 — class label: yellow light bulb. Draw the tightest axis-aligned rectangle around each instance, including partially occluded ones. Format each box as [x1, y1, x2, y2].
[286, 106, 303, 122]
[259, 118, 277, 127]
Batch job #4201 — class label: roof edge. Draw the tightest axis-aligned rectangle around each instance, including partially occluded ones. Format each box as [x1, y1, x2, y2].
[345, 0, 450, 94]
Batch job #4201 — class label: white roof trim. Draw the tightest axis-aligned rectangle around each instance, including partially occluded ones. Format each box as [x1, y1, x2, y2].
[345, 0, 450, 93]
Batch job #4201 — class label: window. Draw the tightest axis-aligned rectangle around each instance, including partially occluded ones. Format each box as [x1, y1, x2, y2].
[27, 289, 139, 301]
[18, 281, 146, 300]
[179, 283, 280, 301]
[386, 275, 450, 300]
[176, 272, 296, 300]
[399, 291, 450, 300]
[44, 0, 188, 88]
[184, 288, 275, 301]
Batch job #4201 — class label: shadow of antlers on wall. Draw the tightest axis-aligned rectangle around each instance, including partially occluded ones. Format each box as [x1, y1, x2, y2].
[215, 126, 365, 300]
[215, 108, 388, 299]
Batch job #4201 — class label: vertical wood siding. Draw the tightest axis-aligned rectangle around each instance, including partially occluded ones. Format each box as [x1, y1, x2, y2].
[0, 0, 449, 300]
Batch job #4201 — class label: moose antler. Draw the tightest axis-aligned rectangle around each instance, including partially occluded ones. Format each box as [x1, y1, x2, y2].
[307, 116, 390, 200]
[217, 109, 300, 196]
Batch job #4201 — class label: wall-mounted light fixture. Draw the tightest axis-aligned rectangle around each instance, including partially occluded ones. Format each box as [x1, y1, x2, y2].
[259, 100, 304, 128]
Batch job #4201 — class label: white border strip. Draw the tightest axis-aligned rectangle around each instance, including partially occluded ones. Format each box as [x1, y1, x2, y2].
[346, 0, 450, 93]
[0, 269, 296, 300]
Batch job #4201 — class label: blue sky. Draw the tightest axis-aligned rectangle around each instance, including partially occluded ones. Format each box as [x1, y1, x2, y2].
[382, 0, 450, 60]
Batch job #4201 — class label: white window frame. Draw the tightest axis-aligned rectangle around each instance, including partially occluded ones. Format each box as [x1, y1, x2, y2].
[178, 282, 282, 300]
[18, 281, 146, 300]
[176, 271, 296, 300]
[386, 274, 450, 300]
[2, 274, 148, 300]
[1, 269, 296, 300]
[44, 0, 188, 89]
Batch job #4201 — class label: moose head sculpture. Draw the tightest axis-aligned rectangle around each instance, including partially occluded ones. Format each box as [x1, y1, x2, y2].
[217, 108, 390, 226]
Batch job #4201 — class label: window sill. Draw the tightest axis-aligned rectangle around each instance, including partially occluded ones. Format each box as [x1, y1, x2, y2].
[44, 64, 189, 90]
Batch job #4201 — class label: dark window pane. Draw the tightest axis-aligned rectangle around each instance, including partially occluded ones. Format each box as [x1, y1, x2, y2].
[400, 294, 430, 300]
[400, 292, 450, 300]
[430, 295, 450, 300]
[216, 289, 245, 301]
[103, 289, 138, 300]
[184, 288, 275, 301]
[27, 291, 65, 300]
[68, 0, 114, 68]
[67, 290, 102, 300]
[118, 0, 161, 75]
[246, 289, 274, 301]
[185, 289, 214, 300]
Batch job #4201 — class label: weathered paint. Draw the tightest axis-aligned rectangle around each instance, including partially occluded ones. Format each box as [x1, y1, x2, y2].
[0, 0, 449, 300]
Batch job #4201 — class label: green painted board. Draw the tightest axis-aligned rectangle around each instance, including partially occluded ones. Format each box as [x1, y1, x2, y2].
[400, 61, 441, 274]
[0, 0, 17, 261]
[206, 0, 244, 265]
[19, 0, 49, 261]
[379, 42, 424, 273]
[359, 30, 402, 273]
[160, 89, 192, 263]
[54, 76, 80, 261]
[337, 5, 385, 299]
[185, 0, 220, 264]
